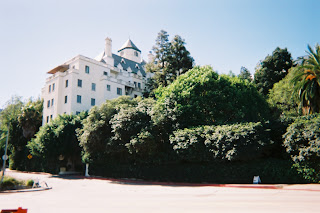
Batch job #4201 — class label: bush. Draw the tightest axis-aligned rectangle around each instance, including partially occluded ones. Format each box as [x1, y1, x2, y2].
[170, 122, 272, 163]
[0, 176, 22, 190]
[26, 179, 34, 187]
[283, 114, 320, 182]
[88, 158, 304, 184]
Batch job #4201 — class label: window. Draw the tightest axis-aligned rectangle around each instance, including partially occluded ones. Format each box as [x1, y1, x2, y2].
[117, 88, 122, 95]
[46, 116, 49, 123]
[134, 82, 137, 88]
[85, 65, 90, 74]
[134, 95, 138, 98]
[77, 95, 81, 103]
[51, 99, 54, 106]
[50, 115, 53, 120]
[92, 83, 96, 91]
[135, 51, 138, 57]
[91, 98, 95, 106]
[138, 83, 141, 89]
[52, 83, 55, 91]
[64, 96, 68, 104]
[47, 100, 50, 108]
[49, 85, 51, 93]
[78, 79, 82, 87]
[65, 80, 68, 88]
[76, 111, 80, 115]
[106, 84, 111, 91]
[103, 71, 108, 76]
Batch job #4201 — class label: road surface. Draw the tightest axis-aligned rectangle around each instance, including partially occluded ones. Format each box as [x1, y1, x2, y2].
[1, 170, 320, 213]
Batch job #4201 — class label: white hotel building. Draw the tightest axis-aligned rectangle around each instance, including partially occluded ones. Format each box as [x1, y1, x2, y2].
[41, 38, 151, 125]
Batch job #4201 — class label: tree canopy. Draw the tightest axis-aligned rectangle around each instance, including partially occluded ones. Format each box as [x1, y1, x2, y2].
[290, 44, 320, 114]
[238, 66, 252, 81]
[28, 113, 87, 173]
[155, 66, 270, 128]
[254, 47, 293, 96]
[145, 30, 194, 96]
[268, 68, 299, 117]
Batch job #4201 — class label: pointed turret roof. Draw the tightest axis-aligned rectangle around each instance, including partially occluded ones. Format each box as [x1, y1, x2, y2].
[118, 39, 141, 52]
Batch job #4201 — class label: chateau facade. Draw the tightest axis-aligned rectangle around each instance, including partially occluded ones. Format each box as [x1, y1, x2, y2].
[41, 37, 150, 125]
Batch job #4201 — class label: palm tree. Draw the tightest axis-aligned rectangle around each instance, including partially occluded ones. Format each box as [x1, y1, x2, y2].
[291, 44, 320, 115]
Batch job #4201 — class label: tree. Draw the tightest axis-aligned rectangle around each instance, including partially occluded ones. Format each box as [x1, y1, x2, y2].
[290, 44, 320, 115]
[167, 35, 194, 79]
[155, 66, 270, 128]
[0, 96, 25, 170]
[268, 68, 299, 116]
[254, 47, 293, 96]
[77, 96, 137, 163]
[0, 96, 23, 130]
[146, 30, 194, 94]
[238, 66, 252, 81]
[28, 113, 87, 173]
[111, 98, 158, 158]
[18, 99, 43, 140]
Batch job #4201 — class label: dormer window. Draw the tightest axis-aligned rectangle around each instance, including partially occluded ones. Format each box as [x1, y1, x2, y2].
[121, 58, 125, 64]
[135, 64, 139, 69]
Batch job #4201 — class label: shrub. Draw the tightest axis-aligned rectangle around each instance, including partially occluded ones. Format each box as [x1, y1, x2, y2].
[0, 176, 21, 190]
[283, 114, 320, 182]
[26, 179, 34, 187]
[170, 122, 272, 163]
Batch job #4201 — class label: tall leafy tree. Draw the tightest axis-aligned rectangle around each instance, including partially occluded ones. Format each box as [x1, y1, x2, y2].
[77, 96, 137, 163]
[155, 66, 270, 128]
[268, 68, 299, 116]
[254, 47, 293, 96]
[291, 44, 320, 114]
[146, 30, 194, 95]
[238, 66, 252, 81]
[0, 96, 25, 170]
[28, 113, 87, 173]
[18, 99, 43, 140]
[166, 35, 194, 81]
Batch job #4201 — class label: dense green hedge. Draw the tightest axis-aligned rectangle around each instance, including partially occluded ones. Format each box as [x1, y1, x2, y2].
[88, 158, 305, 184]
[170, 122, 272, 163]
[283, 114, 320, 182]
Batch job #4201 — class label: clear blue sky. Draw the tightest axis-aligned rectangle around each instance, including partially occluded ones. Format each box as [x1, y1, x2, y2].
[1, 0, 319, 108]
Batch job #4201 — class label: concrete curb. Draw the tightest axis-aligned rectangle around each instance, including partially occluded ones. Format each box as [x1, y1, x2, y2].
[0, 187, 52, 193]
[77, 175, 283, 189]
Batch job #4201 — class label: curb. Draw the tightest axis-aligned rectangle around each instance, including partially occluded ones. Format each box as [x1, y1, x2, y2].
[77, 176, 283, 189]
[5, 169, 52, 176]
[0, 187, 52, 193]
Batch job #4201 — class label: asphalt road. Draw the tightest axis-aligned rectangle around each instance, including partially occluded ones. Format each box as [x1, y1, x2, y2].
[1, 170, 320, 213]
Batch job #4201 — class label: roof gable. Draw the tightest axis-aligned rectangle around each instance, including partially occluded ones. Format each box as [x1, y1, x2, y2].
[118, 39, 141, 52]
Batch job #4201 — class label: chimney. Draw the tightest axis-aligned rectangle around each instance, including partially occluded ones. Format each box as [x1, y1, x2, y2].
[105, 37, 112, 57]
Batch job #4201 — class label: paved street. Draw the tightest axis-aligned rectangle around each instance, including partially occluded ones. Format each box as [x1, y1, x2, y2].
[1, 170, 320, 213]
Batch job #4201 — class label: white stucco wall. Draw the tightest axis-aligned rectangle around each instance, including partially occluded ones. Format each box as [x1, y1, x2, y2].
[42, 50, 148, 125]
